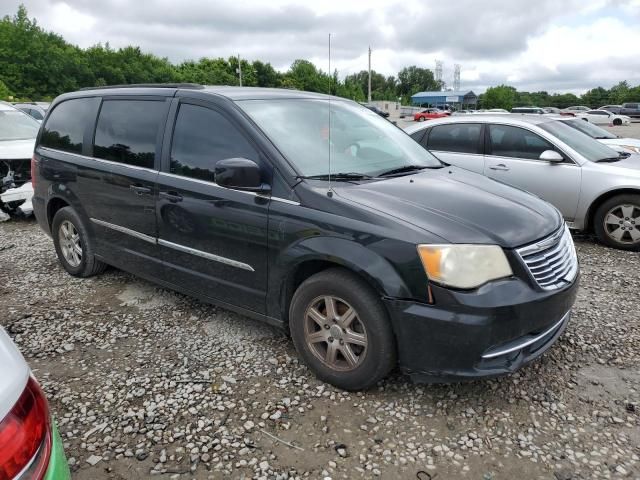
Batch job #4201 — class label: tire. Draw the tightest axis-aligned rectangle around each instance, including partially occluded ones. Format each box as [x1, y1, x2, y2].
[418, 117, 425, 122]
[613, 118, 622, 126]
[52, 207, 107, 277]
[593, 194, 640, 251]
[289, 268, 396, 391]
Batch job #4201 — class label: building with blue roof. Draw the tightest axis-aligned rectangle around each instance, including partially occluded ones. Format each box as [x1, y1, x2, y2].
[411, 90, 478, 109]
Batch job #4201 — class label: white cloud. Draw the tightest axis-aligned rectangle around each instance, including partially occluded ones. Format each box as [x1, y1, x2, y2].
[2, 0, 639, 93]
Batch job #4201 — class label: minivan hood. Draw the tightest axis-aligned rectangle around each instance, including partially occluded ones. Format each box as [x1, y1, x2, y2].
[334, 167, 563, 248]
[0, 138, 36, 159]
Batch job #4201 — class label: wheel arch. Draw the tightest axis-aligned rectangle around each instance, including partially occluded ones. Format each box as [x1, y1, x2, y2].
[46, 196, 71, 230]
[273, 237, 414, 327]
[585, 188, 640, 231]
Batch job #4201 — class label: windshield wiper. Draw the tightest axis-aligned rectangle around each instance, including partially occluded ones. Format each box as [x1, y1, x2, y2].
[596, 153, 628, 163]
[376, 164, 437, 177]
[298, 172, 373, 181]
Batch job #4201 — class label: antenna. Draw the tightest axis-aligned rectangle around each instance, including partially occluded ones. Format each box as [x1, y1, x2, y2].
[367, 46, 372, 103]
[435, 60, 443, 89]
[453, 64, 461, 91]
[328, 33, 332, 196]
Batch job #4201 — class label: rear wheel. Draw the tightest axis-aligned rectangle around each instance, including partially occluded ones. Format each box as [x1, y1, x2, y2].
[52, 207, 107, 276]
[289, 268, 396, 390]
[593, 194, 640, 251]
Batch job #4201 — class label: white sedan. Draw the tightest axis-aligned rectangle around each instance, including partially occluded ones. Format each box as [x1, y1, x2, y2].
[576, 109, 631, 126]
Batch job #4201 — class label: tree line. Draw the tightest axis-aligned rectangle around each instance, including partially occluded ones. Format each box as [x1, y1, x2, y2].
[2, 5, 639, 109]
[0, 6, 441, 103]
[480, 83, 640, 110]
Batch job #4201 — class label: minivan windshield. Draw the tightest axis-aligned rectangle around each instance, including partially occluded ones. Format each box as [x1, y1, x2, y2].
[559, 118, 617, 139]
[0, 109, 40, 141]
[238, 99, 442, 177]
[539, 120, 620, 162]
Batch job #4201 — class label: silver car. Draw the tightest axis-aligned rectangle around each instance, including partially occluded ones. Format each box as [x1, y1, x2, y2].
[405, 115, 640, 250]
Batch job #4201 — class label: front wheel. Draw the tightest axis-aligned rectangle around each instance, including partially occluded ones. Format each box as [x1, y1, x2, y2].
[418, 116, 425, 122]
[613, 118, 622, 126]
[593, 194, 640, 251]
[289, 268, 396, 390]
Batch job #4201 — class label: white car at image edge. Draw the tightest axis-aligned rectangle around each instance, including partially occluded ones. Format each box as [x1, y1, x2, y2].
[0, 328, 71, 478]
[0, 102, 38, 219]
[576, 109, 631, 126]
[557, 117, 640, 155]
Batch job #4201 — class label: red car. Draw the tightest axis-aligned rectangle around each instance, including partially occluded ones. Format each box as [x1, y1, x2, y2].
[414, 109, 449, 122]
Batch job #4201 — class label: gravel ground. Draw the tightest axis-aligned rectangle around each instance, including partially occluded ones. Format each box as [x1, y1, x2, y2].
[1, 219, 639, 480]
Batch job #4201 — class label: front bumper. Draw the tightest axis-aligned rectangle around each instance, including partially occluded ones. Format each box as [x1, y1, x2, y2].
[384, 274, 579, 383]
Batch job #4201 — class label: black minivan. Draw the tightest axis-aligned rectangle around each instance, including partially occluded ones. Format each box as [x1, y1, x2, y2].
[32, 84, 579, 390]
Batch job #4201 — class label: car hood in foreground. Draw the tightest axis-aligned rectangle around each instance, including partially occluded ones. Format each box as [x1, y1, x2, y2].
[0, 138, 36, 159]
[334, 167, 563, 248]
[594, 153, 640, 174]
[0, 328, 30, 419]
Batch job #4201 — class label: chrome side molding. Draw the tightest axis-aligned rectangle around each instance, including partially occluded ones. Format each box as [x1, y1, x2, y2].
[90, 218, 255, 272]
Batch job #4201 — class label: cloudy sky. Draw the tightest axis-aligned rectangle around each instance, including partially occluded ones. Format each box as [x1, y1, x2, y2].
[3, 0, 640, 93]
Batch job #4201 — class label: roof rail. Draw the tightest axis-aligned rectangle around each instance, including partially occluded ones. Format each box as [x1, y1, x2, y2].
[79, 83, 204, 91]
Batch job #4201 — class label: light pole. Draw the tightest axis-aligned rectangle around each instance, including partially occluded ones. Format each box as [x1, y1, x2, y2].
[237, 54, 242, 87]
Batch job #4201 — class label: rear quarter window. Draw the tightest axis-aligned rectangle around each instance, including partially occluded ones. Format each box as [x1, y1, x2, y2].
[40, 98, 98, 154]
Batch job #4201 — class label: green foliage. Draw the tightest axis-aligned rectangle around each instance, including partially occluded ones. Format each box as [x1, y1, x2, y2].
[0, 78, 11, 99]
[2, 5, 640, 108]
[481, 85, 517, 109]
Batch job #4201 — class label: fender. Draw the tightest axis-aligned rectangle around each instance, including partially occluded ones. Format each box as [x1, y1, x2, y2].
[267, 235, 417, 321]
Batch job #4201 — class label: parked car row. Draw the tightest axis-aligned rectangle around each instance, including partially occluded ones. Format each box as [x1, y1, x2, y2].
[596, 103, 640, 118]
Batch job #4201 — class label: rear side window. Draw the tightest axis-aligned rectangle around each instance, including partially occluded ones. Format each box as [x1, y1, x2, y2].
[29, 109, 44, 120]
[40, 98, 95, 154]
[170, 104, 260, 182]
[426, 123, 482, 154]
[488, 125, 555, 160]
[410, 130, 425, 142]
[93, 100, 165, 169]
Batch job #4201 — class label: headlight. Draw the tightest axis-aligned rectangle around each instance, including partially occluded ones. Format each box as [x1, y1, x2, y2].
[620, 145, 640, 154]
[417, 244, 513, 289]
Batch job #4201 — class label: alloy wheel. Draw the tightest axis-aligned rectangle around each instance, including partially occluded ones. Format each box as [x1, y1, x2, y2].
[603, 203, 640, 244]
[303, 295, 368, 371]
[58, 220, 82, 267]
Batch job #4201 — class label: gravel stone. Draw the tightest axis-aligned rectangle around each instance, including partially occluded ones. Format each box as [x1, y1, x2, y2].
[1, 220, 639, 479]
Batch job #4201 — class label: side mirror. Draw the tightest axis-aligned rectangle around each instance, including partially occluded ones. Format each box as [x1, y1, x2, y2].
[215, 158, 270, 192]
[539, 150, 564, 163]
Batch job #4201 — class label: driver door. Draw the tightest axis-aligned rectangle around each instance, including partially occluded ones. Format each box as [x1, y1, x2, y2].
[483, 124, 582, 222]
[156, 97, 271, 314]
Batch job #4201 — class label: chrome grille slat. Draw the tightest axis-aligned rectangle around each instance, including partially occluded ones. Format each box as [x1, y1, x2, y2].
[516, 225, 578, 291]
[529, 253, 569, 274]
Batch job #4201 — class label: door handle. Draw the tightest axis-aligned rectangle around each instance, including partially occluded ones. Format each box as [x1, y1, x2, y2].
[489, 164, 510, 171]
[130, 184, 152, 195]
[159, 191, 183, 203]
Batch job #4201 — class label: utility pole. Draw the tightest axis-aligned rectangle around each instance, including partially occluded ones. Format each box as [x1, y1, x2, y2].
[237, 54, 243, 87]
[367, 46, 372, 103]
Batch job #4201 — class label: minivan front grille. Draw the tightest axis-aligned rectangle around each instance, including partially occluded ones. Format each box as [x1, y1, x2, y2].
[516, 225, 578, 290]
